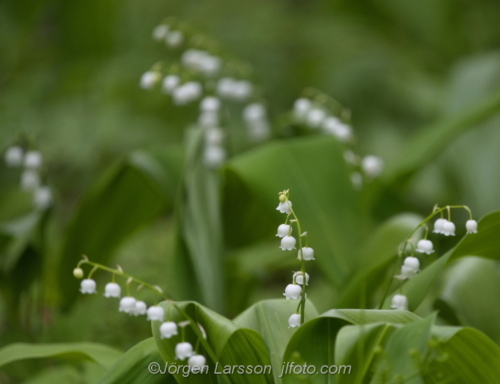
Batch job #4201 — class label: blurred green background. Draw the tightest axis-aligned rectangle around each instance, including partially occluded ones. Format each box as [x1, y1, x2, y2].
[2, 0, 500, 382]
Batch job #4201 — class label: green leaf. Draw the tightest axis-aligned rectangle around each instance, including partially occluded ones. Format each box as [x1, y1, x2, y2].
[152, 300, 274, 384]
[0, 342, 123, 370]
[234, 299, 319, 383]
[281, 309, 419, 384]
[225, 136, 363, 291]
[97, 338, 175, 384]
[57, 145, 182, 309]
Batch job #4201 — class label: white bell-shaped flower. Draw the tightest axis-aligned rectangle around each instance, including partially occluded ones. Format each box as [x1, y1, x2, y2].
[200, 96, 221, 112]
[152, 24, 169, 41]
[293, 271, 310, 286]
[288, 313, 301, 328]
[188, 354, 207, 371]
[166, 30, 184, 47]
[293, 98, 311, 118]
[160, 321, 178, 339]
[433, 218, 446, 234]
[175, 342, 194, 360]
[33, 186, 53, 209]
[466, 220, 478, 234]
[21, 170, 40, 191]
[276, 224, 292, 238]
[146, 305, 165, 321]
[198, 111, 219, 128]
[205, 128, 224, 146]
[323, 118, 353, 142]
[246, 119, 270, 141]
[140, 71, 160, 90]
[283, 284, 302, 299]
[131, 301, 147, 316]
[306, 109, 326, 128]
[276, 200, 292, 214]
[298, 247, 315, 260]
[4, 146, 24, 167]
[416, 239, 434, 254]
[361, 155, 384, 178]
[391, 294, 408, 310]
[103, 282, 121, 298]
[162, 75, 180, 94]
[119, 296, 136, 313]
[280, 236, 296, 250]
[231, 81, 253, 101]
[203, 145, 226, 168]
[442, 220, 456, 236]
[24, 151, 43, 169]
[243, 103, 266, 122]
[400, 257, 420, 279]
[80, 279, 97, 294]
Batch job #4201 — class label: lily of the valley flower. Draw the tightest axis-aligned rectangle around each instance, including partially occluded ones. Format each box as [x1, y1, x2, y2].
[297, 247, 315, 260]
[103, 282, 121, 298]
[416, 239, 434, 254]
[280, 236, 296, 250]
[24, 151, 43, 169]
[80, 279, 97, 294]
[400, 257, 420, 279]
[293, 271, 310, 285]
[276, 200, 292, 214]
[276, 224, 292, 238]
[132, 301, 147, 316]
[146, 305, 165, 321]
[466, 220, 478, 234]
[283, 284, 302, 299]
[175, 342, 194, 360]
[288, 314, 301, 328]
[391, 294, 408, 310]
[433, 218, 446, 234]
[160, 322, 178, 339]
[119, 297, 136, 313]
[188, 354, 207, 371]
[4, 146, 23, 167]
[442, 220, 456, 236]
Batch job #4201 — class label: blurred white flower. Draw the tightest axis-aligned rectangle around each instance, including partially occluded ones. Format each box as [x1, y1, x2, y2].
[33, 186, 52, 209]
[391, 294, 408, 310]
[198, 111, 219, 127]
[175, 342, 194, 360]
[293, 98, 311, 118]
[119, 297, 136, 313]
[466, 220, 478, 234]
[361, 155, 384, 178]
[442, 220, 456, 236]
[280, 236, 296, 250]
[152, 24, 169, 41]
[433, 218, 446, 234]
[204, 145, 226, 168]
[162, 75, 180, 94]
[188, 355, 207, 371]
[140, 71, 160, 90]
[80, 279, 97, 294]
[4, 146, 24, 167]
[24, 150, 43, 169]
[322, 118, 353, 142]
[172, 82, 203, 105]
[306, 109, 326, 128]
[160, 321, 178, 339]
[200, 96, 221, 112]
[243, 103, 266, 122]
[146, 305, 165, 321]
[132, 301, 147, 316]
[416, 239, 434, 254]
[21, 170, 40, 191]
[400, 257, 420, 279]
[104, 282, 121, 298]
[288, 313, 301, 328]
[166, 30, 184, 47]
[205, 128, 224, 146]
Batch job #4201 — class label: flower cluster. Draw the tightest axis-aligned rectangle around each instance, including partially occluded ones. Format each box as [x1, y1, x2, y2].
[3, 145, 53, 210]
[73, 257, 208, 372]
[276, 190, 314, 328]
[389, 205, 478, 311]
[292, 93, 383, 189]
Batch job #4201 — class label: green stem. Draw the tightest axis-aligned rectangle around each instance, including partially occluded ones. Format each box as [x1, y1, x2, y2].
[290, 208, 306, 325]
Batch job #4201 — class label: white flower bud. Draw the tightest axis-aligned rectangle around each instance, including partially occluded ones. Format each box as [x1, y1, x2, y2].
[146, 305, 165, 321]
[391, 294, 409, 310]
[231, 81, 253, 101]
[21, 170, 40, 191]
[132, 301, 147, 316]
[298, 247, 315, 260]
[160, 321, 178, 339]
[362, 155, 384, 178]
[175, 342, 194, 360]
[103, 282, 121, 298]
[280, 236, 296, 250]
[4, 146, 24, 167]
[442, 220, 456, 236]
[140, 71, 160, 90]
[80, 279, 97, 294]
[293, 271, 309, 286]
[433, 218, 446, 234]
[288, 313, 301, 328]
[243, 103, 266, 122]
[152, 25, 169, 41]
[162, 75, 180, 94]
[198, 111, 219, 128]
[166, 30, 184, 47]
[33, 186, 52, 209]
[119, 296, 136, 313]
[306, 109, 326, 128]
[24, 151, 43, 169]
[276, 200, 292, 214]
[416, 239, 434, 254]
[73, 268, 84, 279]
[203, 145, 226, 168]
[323, 118, 353, 142]
[276, 224, 292, 238]
[188, 354, 206, 371]
[466, 220, 478, 234]
[293, 98, 311, 118]
[200, 96, 221, 112]
[283, 284, 302, 299]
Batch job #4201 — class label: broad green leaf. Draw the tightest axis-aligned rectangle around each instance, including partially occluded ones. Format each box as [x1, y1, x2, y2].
[152, 300, 274, 384]
[281, 309, 419, 384]
[0, 342, 122, 370]
[337, 213, 423, 308]
[386, 89, 500, 184]
[97, 338, 175, 384]
[225, 136, 363, 290]
[57, 145, 182, 309]
[234, 299, 319, 383]
[437, 257, 500, 345]
[382, 211, 500, 311]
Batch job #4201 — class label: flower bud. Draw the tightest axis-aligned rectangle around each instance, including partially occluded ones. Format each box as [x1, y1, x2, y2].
[73, 268, 84, 279]
[288, 313, 301, 328]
